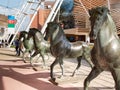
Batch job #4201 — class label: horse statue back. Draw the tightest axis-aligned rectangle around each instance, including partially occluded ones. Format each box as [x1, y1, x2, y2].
[84, 6, 120, 90]
[44, 22, 93, 82]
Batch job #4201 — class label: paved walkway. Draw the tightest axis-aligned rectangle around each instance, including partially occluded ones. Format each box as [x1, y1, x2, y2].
[0, 48, 115, 90]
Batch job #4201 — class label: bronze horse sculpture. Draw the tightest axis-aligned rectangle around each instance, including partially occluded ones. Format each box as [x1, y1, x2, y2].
[84, 6, 120, 90]
[19, 31, 34, 61]
[44, 22, 93, 82]
[19, 28, 50, 68]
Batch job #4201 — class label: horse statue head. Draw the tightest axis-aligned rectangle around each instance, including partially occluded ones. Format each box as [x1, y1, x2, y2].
[44, 22, 62, 41]
[89, 6, 110, 39]
[19, 31, 28, 42]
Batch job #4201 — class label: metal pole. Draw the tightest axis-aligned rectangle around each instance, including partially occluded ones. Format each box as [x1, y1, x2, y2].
[78, 0, 90, 17]
[25, 1, 42, 32]
[107, 0, 110, 10]
[51, 0, 63, 21]
[41, 0, 64, 34]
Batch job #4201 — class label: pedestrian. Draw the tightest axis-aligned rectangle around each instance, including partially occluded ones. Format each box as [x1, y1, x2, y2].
[14, 39, 19, 56]
[18, 40, 23, 56]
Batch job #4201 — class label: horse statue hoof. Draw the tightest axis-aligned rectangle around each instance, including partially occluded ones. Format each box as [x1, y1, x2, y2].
[23, 60, 27, 63]
[49, 78, 58, 85]
[32, 67, 38, 71]
[71, 74, 75, 77]
[52, 78, 56, 81]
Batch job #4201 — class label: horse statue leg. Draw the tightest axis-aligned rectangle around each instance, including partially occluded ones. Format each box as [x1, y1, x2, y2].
[30, 50, 40, 70]
[50, 56, 64, 82]
[84, 66, 103, 90]
[72, 51, 93, 77]
[58, 57, 64, 78]
[83, 46, 94, 68]
[83, 55, 94, 69]
[23, 49, 30, 63]
[111, 67, 120, 90]
[22, 51, 26, 63]
[45, 52, 50, 60]
[72, 56, 82, 76]
[39, 51, 46, 66]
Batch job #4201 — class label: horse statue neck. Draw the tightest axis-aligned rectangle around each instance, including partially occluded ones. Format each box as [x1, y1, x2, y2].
[50, 26, 68, 45]
[96, 14, 119, 47]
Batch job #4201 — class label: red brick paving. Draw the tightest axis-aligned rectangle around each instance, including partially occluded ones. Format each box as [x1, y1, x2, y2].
[0, 48, 80, 90]
[0, 48, 115, 90]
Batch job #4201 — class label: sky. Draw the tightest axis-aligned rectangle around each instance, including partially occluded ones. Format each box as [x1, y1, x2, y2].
[0, 0, 55, 15]
[0, 0, 25, 15]
[0, 0, 24, 8]
[0, 0, 74, 16]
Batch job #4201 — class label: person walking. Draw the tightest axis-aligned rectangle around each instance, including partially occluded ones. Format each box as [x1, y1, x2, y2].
[18, 40, 23, 56]
[14, 39, 19, 56]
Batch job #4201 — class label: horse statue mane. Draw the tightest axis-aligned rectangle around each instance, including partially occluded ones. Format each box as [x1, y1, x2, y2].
[28, 28, 44, 39]
[20, 31, 28, 33]
[89, 6, 117, 39]
[29, 28, 42, 35]
[45, 22, 70, 46]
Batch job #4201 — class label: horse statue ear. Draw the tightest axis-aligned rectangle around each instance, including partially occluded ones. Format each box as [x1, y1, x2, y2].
[101, 6, 109, 13]
[105, 7, 110, 14]
[88, 9, 92, 16]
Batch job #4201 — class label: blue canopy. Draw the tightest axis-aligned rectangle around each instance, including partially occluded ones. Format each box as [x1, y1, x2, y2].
[61, 0, 74, 16]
